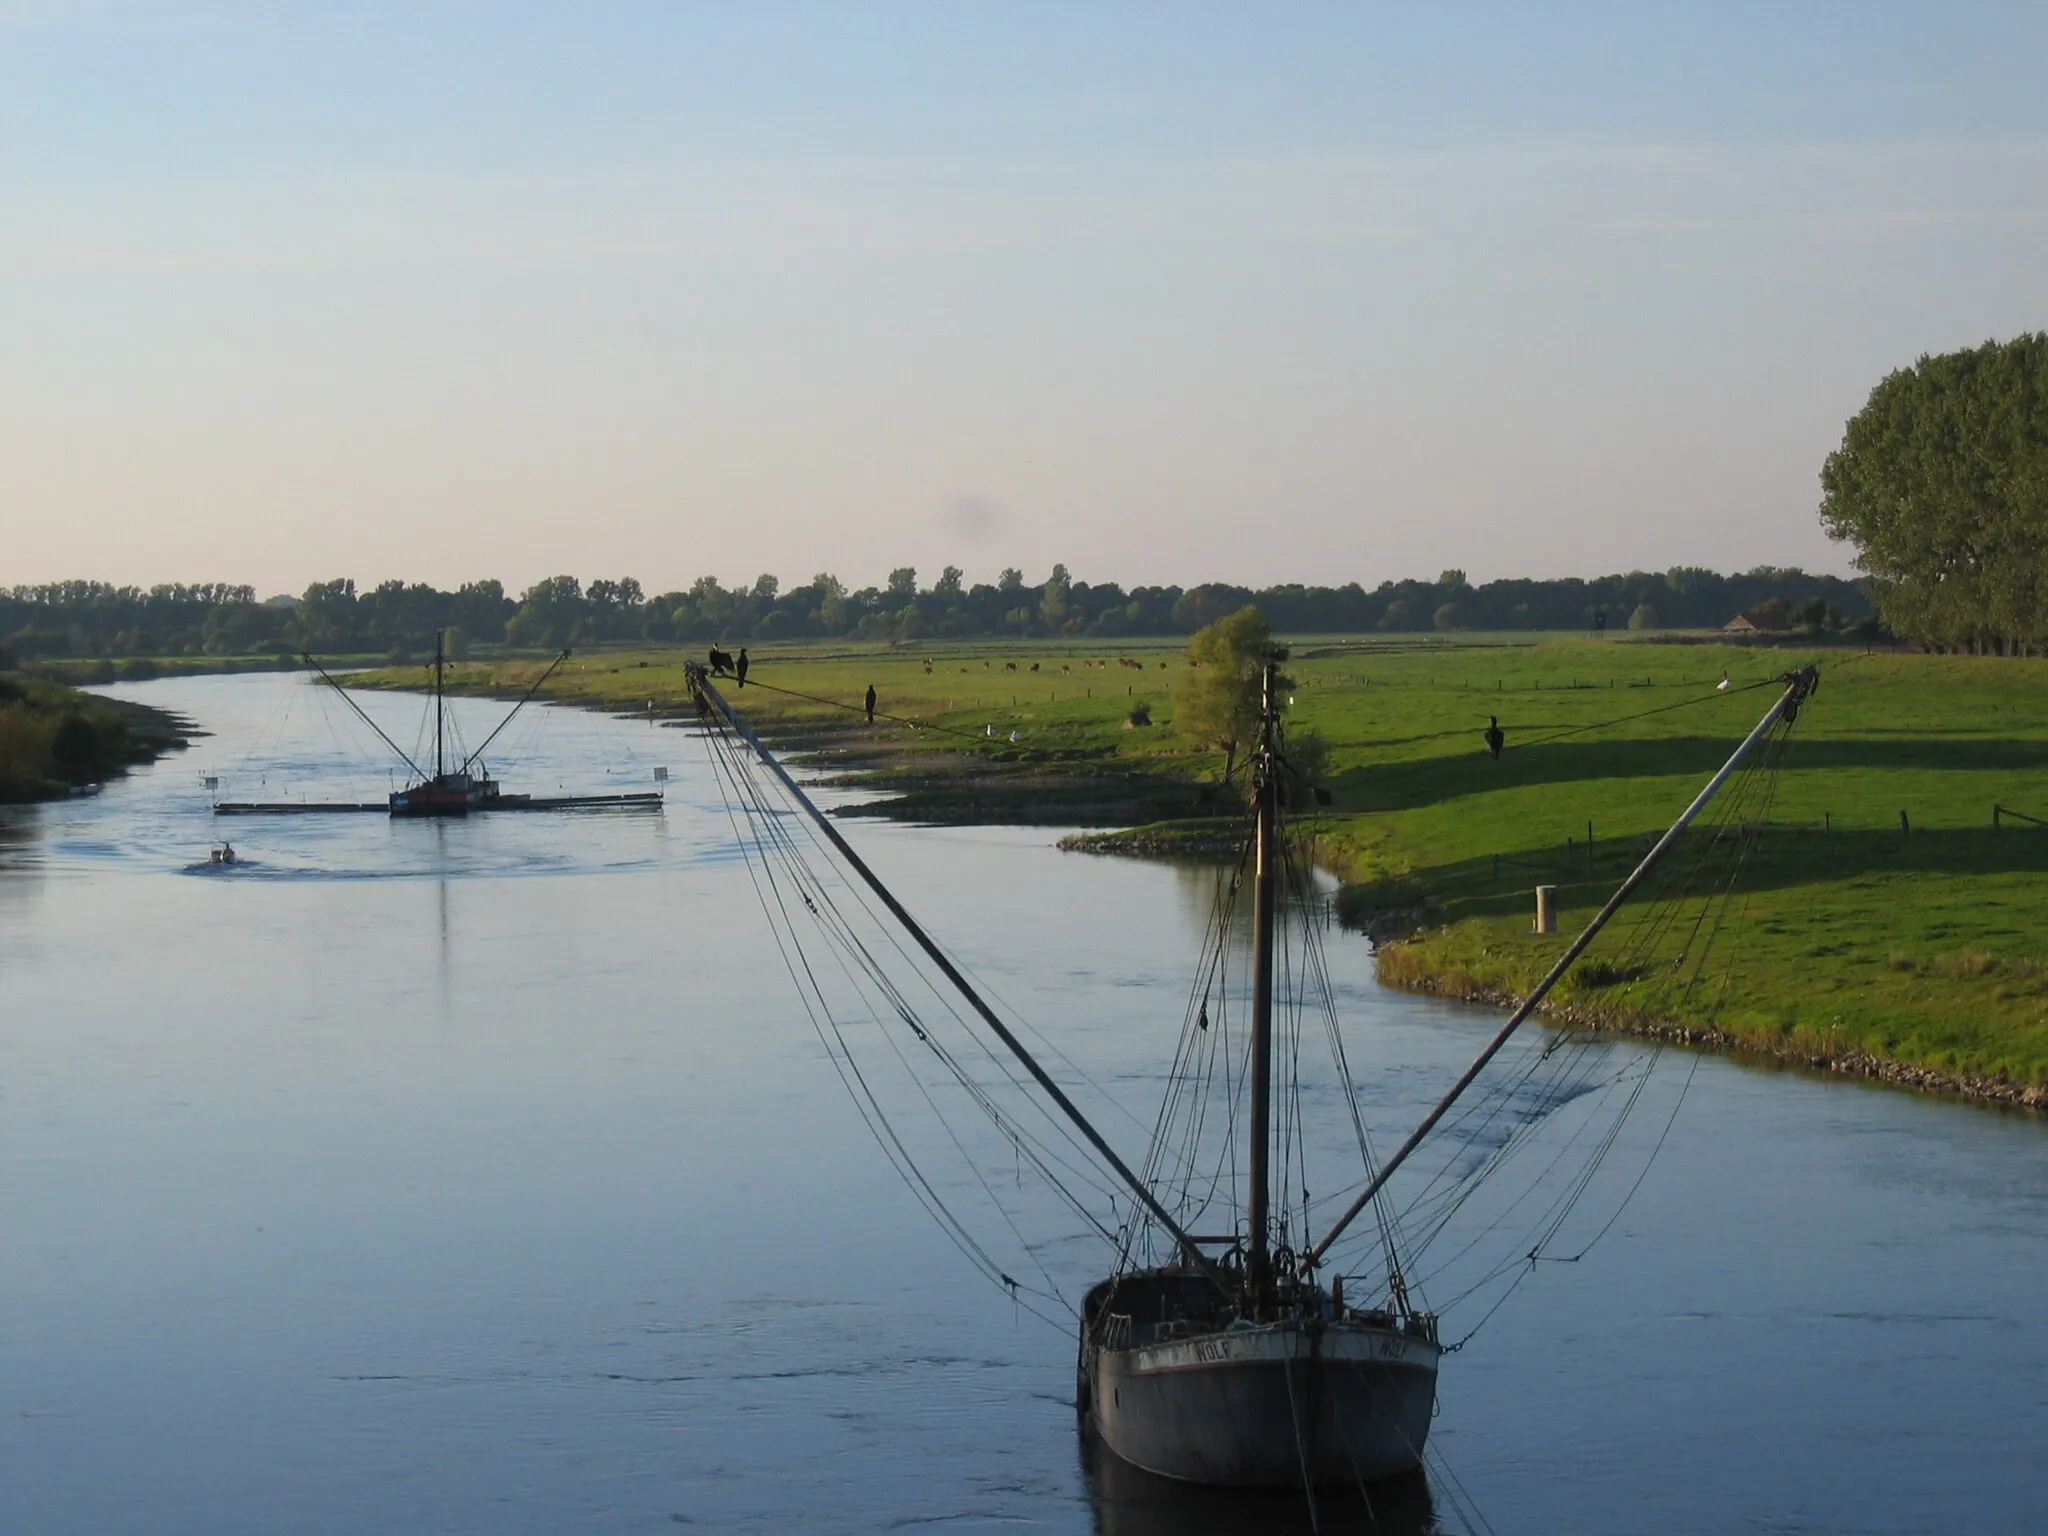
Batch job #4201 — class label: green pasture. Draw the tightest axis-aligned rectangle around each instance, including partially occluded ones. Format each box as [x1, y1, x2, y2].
[1290, 642, 2048, 1092]
[360, 632, 2048, 1092]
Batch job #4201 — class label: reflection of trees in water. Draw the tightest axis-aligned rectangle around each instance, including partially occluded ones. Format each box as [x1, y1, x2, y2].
[1168, 858, 1235, 930]
[1079, 1426, 1442, 1535]
[0, 812, 51, 919]
[1167, 856, 1340, 960]
[0, 816, 43, 867]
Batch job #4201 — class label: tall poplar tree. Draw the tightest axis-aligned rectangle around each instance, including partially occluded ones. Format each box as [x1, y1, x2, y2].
[1820, 334, 2048, 653]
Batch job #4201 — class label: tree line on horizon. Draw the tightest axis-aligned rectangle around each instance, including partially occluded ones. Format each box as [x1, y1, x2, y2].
[0, 565, 1872, 666]
[0, 566, 1873, 665]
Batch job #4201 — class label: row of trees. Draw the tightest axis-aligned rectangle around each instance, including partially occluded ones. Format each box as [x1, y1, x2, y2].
[2, 565, 1870, 663]
[1822, 333, 2048, 654]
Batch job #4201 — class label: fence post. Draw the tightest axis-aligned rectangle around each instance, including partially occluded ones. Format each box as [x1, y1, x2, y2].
[1534, 885, 1558, 934]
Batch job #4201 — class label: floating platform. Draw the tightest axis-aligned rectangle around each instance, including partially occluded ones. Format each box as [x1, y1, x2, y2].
[223, 638, 666, 820]
[214, 801, 386, 814]
[214, 792, 664, 816]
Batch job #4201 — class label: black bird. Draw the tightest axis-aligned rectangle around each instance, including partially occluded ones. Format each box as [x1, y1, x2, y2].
[864, 683, 877, 725]
[707, 645, 733, 676]
[736, 648, 750, 688]
[1484, 715, 1505, 759]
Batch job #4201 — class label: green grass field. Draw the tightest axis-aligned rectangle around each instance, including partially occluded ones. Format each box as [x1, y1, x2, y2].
[360, 632, 2048, 1097]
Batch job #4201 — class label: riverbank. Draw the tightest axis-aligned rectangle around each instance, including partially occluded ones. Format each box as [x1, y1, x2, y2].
[351, 639, 1228, 825]
[349, 635, 2048, 1105]
[1372, 942, 2048, 1110]
[0, 674, 191, 802]
[23, 646, 555, 687]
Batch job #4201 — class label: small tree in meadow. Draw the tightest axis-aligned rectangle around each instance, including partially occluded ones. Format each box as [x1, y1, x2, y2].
[1175, 606, 1273, 783]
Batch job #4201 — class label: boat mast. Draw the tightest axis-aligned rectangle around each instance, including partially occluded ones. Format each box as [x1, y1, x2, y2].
[1246, 659, 1279, 1305]
[433, 628, 446, 780]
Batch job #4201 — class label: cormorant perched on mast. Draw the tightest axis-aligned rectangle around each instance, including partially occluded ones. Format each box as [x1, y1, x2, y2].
[1484, 715, 1505, 759]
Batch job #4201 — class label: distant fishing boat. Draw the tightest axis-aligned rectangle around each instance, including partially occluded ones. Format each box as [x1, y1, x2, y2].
[684, 654, 1819, 1493]
[215, 631, 665, 817]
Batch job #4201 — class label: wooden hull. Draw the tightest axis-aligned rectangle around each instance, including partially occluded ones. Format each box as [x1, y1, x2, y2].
[389, 772, 493, 816]
[1085, 1316, 1439, 1487]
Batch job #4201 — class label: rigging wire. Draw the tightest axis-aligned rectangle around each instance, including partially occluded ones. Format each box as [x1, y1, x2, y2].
[705, 720, 1125, 1212]
[693, 711, 1149, 1319]
[1380, 705, 1809, 1348]
[698, 726, 1078, 1327]
[683, 653, 1820, 1372]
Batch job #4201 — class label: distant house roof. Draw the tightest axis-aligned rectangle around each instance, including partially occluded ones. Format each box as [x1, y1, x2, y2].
[1723, 609, 1789, 633]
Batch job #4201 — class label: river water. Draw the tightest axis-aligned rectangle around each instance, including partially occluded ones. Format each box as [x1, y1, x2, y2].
[2, 672, 2043, 1534]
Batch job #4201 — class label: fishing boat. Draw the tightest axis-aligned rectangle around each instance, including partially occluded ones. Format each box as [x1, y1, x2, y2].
[682, 653, 1819, 1493]
[215, 631, 665, 816]
[1072, 659, 1439, 1487]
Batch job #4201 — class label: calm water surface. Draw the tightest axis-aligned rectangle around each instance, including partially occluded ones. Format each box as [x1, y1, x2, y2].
[2, 673, 2044, 1533]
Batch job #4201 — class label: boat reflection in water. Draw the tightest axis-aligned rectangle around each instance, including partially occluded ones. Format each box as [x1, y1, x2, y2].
[1080, 1427, 1440, 1536]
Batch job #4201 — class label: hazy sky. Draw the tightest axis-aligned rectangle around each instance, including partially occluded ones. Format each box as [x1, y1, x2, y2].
[4, 3, 2045, 598]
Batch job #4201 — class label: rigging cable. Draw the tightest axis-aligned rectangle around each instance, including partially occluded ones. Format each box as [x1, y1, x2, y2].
[1399, 710, 1808, 1346]
[694, 711, 1163, 1318]
[698, 724, 1078, 1326]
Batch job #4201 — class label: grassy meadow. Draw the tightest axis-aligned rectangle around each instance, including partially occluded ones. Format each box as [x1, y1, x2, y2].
[358, 632, 2048, 1098]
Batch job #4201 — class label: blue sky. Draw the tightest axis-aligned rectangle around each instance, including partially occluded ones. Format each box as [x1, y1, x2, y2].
[4, 4, 2045, 596]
